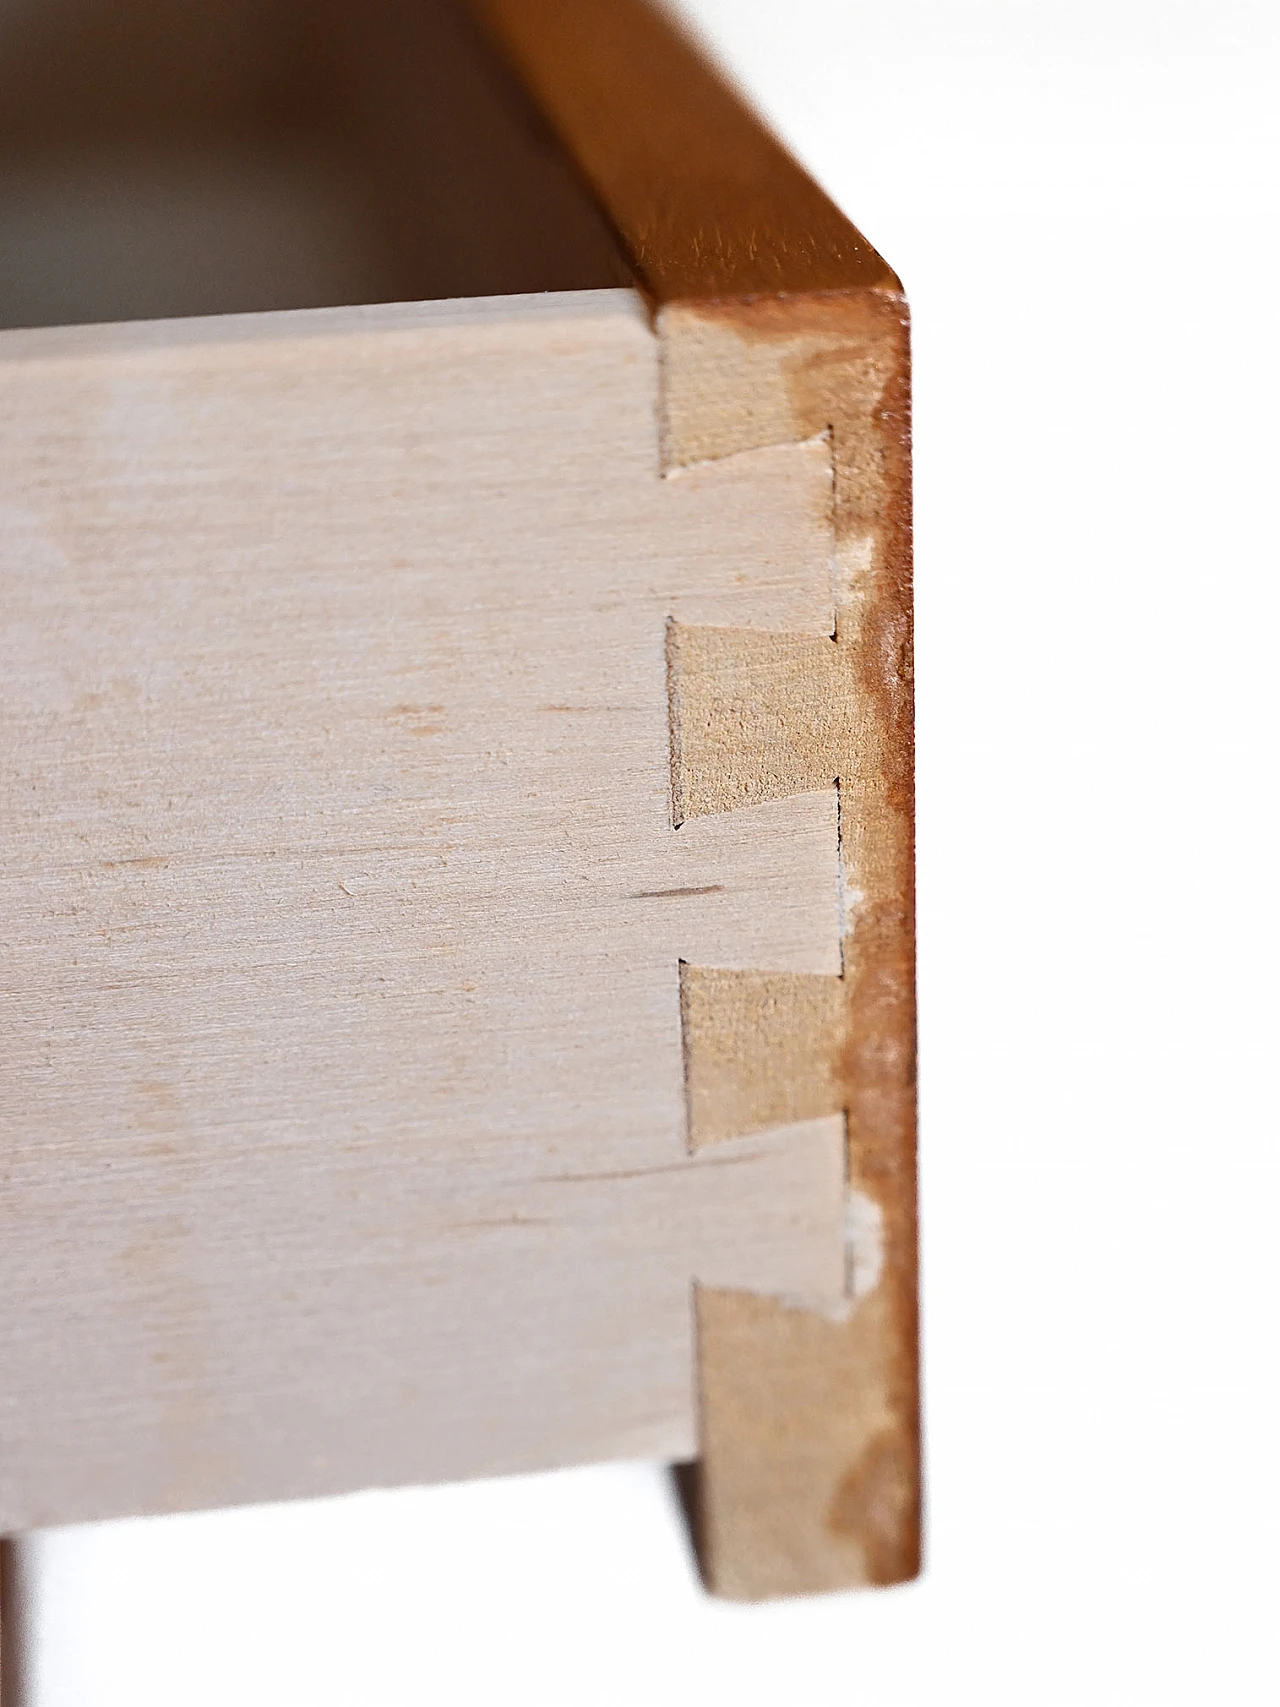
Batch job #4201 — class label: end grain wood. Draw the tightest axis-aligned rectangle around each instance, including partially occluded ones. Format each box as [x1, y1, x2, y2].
[476, 0, 919, 1597]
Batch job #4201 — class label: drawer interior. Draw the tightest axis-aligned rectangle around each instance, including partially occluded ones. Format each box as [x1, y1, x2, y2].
[0, 0, 631, 331]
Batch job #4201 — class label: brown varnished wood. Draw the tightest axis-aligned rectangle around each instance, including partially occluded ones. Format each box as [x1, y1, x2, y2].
[470, 0, 899, 303]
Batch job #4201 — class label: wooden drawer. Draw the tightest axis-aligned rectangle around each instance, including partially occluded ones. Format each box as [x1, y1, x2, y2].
[0, 0, 916, 1605]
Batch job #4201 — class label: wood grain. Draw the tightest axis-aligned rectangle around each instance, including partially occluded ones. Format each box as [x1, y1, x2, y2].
[681, 967, 847, 1150]
[474, 0, 919, 1598]
[0, 0, 916, 1606]
[471, 0, 896, 303]
[0, 290, 848, 1530]
[668, 298, 919, 1594]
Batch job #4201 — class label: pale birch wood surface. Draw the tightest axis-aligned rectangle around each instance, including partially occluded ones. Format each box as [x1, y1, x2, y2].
[0, 289, 843, 1530]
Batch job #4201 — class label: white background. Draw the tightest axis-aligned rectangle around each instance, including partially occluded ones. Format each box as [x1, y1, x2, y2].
[15, 2, 1280, 1702]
